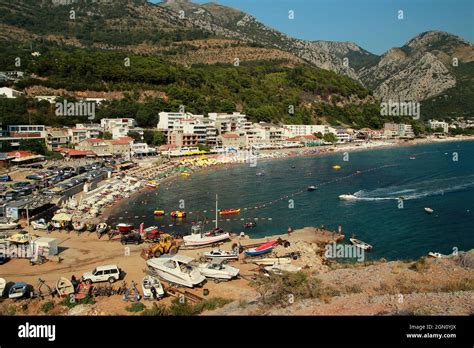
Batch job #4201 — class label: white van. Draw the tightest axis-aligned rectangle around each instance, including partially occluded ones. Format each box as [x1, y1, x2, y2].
[82, 264, 121, 284]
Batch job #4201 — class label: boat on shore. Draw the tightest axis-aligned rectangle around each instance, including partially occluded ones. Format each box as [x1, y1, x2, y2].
[31, 219, 49, 230]
[202, 248, 239, 261]
[146, 255, 206, 288]
[424, 207, 434, 214]
[197, 258, 240, 280]
[145, 181, 159, 188]
[264, 263, 302, 274]
[56, 277, 75, 297]
[244, 240, 278, 257]
[339, 194, 357, 201]
[349, 238, 373, 251]
[252, 257, 292, 266]
[0, 221, 19, 230]
[9, 282, 28, 299]
[117, 223, 134, 233]
[0, 278, 6, 297]
[428, 251, 445, 258]
[183, 223, 230, 247]
[142, 275, 165, 300]
[219, 208, 240, 216]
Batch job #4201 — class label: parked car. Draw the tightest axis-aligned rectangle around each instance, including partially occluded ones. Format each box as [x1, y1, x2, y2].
[120, 233, 142, 245]
[11, 182, 30, 190]
[5, 191, 18, 201]
[76, 166, 86, 174]
[0, 175, 12, 182]
[82, 265, 121, 284]
[26, 174, 43, 181]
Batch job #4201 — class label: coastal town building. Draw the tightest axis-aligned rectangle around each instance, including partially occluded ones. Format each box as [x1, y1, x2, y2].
[101, 118, 137, 132]
[216, 132, 247, 149]
[384, 123, 415, 138]
[76, 138, 111, 157]
[428, 120, 449, 133]
[131, 142, 156, 156]
[46, 128, 70, 150]
[0, 87, 24, 99]
[283, 124, 336, 138]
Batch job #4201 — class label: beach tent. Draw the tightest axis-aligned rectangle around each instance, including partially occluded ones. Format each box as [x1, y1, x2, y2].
[52, 213, 72, 222]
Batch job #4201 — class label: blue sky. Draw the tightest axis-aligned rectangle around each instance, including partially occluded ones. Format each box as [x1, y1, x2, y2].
[151, 0, 474, 54]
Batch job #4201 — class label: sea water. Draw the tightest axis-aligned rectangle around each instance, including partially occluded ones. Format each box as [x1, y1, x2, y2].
[108, 141, 474, 260]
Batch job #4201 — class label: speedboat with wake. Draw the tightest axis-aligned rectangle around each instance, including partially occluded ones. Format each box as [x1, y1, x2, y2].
[146, 255, 206, 288]
[339, 194, 358, 201]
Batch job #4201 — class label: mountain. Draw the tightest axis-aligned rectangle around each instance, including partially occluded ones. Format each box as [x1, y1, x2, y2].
[359, 31, 474, 102]
[0, 0, 473, 120]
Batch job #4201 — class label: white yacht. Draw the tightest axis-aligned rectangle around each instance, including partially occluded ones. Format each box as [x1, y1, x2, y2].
[197, 258, 240, 280]
[339, 194, 358, 201]
[146, 255, 205, 288]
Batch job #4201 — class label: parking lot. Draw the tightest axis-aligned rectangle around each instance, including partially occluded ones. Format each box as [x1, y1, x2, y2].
[0, 158, 120, 220]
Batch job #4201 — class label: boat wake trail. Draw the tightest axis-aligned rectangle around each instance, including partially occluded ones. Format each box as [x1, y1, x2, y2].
[351, 175, 474, 201]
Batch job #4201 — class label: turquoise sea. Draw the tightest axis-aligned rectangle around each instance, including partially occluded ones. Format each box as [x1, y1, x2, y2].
[108, 141, 474, 260]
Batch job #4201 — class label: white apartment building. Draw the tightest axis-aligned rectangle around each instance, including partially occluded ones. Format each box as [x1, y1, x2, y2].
[112, 126, 143, 140]
[384, 123, 415, 138]
[131, 142, 156, 156]
[283, 124, 337, 138]
[157, 112, 204, 132]
[0, 87, 23, 99]
[208, 112, 247, 134]
[428, 120, 449, 133]
[101, 118, 137, 132]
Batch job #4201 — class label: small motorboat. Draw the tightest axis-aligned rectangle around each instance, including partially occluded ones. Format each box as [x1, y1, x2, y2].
[170, 210, 186, 218]
[0, 278, 6, 297]
[9, 282, 28, 299]
[244, 221, 257, 228]
[145, 180, 159, 188]
[252, 257, 292, 266]
[428, 252, 445, 258]
[255, 172, 265, 176]
[96, 223, 108, 234]
[332, 165, 341, 170]
[244, 240, 277, 257]
[117, 223, 134, 233]
[6, 231, 35, 244]
[0, 221, 19, 230]
[219, 208, 241, 216]
[153, 210, 165, 216]
[147, 255, 206, 288]
[307, 186, 316, 191]
[56, 277, 75, 297]
[339, 194, 357, 201]
[31, 219, 49, 230]
[349, 238, 373, 251]
[202, 249, 239, 261]
[197, 258, 240, 280]
[409, 156, 416, 160]
[424, 207, 434, 214]
[73, 221, 86, 231]
[142, 275, 165, 300]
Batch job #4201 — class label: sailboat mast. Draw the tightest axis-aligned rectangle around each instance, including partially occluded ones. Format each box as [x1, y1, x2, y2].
[215, 194, 218, 229]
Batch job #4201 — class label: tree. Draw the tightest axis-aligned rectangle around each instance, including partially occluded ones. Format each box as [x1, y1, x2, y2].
[19, 139, 48, 155]
[102, 132, 112, 140]
[313, 132, 323, 139]
[127, 131, 142, 142]
[143, 130, 166, 146]
[323, 133, 338, 143]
